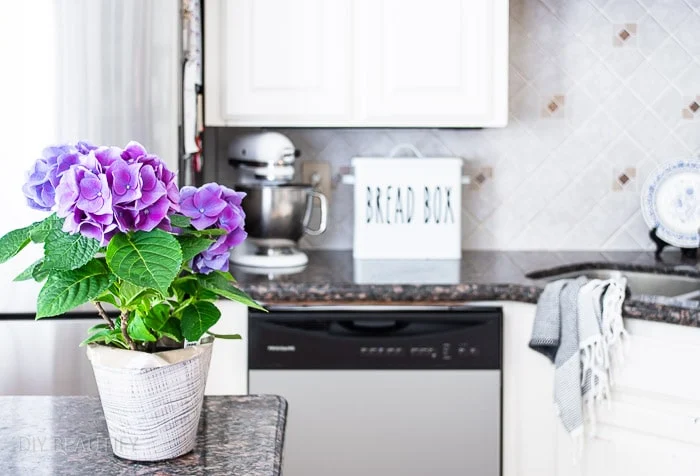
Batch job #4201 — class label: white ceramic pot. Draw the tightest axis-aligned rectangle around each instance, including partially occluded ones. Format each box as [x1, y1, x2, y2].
[86, 341, 213, 461]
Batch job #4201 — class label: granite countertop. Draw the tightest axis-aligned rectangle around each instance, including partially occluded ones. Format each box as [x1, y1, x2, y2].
[0, 395, 287, 476]
[231, 250, 700, 327]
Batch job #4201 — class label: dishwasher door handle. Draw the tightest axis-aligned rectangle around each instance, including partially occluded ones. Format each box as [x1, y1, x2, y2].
[253, 316, 497, 339]
[329, 320, 411, 335]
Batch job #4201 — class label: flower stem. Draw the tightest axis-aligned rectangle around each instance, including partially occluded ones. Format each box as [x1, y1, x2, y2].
[120, 310, 136, 351]
[93, 302, 115, 330]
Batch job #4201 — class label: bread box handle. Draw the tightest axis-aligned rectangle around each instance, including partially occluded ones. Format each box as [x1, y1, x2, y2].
[388, 143, 424, 158]
[340, 143, 471, 184]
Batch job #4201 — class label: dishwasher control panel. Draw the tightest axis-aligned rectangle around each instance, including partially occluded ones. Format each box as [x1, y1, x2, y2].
[249, 307, 502, 370]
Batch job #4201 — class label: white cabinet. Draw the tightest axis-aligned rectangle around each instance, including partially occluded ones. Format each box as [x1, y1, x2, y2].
[205, 300, 248, 395]
[353, 0, 508, 126]
[204, 0, 508, 127]
[213, 0, 352, 125]
[499, 301, 700, 476]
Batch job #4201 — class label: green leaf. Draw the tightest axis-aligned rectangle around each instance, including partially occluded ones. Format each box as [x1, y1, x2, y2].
[32, 261, 50, 282]
[36, 259, 115, 318]
[87, 322, 110, 334]
[176, 235, 214, 262]
[118, 281, 156, 309]
[43, 228, 100, 271]
[158, 318, 183, 342]
[81, 326, 128, 348]
[0, 226, 33, 264]
[181, 301, 221, 341]
[201, 273, 266, 311]
[141, 303, 171, 330]
[29, 214, 62, 243]
[127, 313, 157, 342]
[80, 328, 112, 346]
[186, 228, 228, 237]
[14, 259, 43, 281]
[169, 214, 192, 228]
[105, 230, 182, 295]
[93, 292, 119, 307]
[211, 270, 236, 283]
[207, 331, 242, 340]
[198, 288, 219, 301]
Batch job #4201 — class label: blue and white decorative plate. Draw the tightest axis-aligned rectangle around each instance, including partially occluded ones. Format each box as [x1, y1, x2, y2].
[641, 159, 700, 248]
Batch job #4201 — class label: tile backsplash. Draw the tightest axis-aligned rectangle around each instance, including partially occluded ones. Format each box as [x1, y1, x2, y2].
[209, 0, 700, 251]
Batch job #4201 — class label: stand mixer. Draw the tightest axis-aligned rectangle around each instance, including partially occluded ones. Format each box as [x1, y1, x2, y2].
[227, 132, 327, 269]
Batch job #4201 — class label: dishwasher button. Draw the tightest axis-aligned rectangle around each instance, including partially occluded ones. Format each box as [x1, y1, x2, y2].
[469, 347, 480, 356]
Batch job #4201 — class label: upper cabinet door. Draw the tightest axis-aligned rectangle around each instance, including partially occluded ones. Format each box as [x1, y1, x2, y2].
[209, 0, 352, 126]
[204, 0, 508, 127]
[354, 0, 508, 127]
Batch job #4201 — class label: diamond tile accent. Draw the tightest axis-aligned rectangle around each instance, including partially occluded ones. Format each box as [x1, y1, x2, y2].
[209, 0, 700, 251]
[613, 23, 637, 47]
[612, 167, 637, 192]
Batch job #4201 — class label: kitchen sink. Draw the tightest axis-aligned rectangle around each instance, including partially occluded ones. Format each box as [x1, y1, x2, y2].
[534, 269, 700, 300]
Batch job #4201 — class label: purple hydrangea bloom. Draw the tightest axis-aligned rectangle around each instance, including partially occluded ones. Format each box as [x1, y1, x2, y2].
[107, 160, 142, 204]
[191, 247, 232, 274]
[22, 158, 56, 211]
[94, 141, 179, 233]
[179, 183, 247, 274]
[74, 141, 98, 154]
[55, 164, 116, 245]
[36, 140, 180, 243]
[22, 144, 77, 210]
[117, 141, 180, 226]
[179, 184, 228, 230]
[94, 146, 122, 169]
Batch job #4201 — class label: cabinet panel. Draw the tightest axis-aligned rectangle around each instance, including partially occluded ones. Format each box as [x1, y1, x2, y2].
[205, 0, 508, 127]
[499, 302, 700, 476]
[354, 0, 508, 126]
[205, 300, 248, 395]
[219, 0, 352, 125]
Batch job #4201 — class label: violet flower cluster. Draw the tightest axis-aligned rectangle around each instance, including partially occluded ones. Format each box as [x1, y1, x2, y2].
[23, 141, 248, 274]
[180, 184, 247, 274]
[24, 141, 180, 245]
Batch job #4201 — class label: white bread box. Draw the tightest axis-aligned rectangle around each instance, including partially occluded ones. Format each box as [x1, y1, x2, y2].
[348, 145, 465, 260]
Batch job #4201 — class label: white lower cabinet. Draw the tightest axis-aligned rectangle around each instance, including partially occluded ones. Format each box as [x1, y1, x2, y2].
[205, 300, 248, 396]
[500, 301, 700, 476]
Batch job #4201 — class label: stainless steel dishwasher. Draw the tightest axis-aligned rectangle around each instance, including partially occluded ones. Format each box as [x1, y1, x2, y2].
[248, 306, 502, 476]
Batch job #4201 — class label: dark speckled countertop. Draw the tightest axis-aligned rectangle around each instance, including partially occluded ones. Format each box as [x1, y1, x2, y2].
[231, 250, 700, 327]
[0, 395, 287, 476]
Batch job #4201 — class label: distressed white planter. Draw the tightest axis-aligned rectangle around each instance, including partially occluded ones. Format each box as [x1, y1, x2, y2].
[86, 341, 213, 461]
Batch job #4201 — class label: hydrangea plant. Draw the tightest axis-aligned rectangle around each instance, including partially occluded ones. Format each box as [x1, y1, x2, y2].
[1, 141, 263, 352]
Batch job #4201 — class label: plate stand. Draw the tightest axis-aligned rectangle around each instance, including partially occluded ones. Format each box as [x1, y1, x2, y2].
[650, 227, 699, 259]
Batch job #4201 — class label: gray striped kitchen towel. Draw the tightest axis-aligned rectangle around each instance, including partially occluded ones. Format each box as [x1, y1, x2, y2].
[529, 277, 587, 436]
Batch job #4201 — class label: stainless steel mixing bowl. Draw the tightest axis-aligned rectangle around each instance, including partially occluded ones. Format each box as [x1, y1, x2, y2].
[235, 183, 327, 241]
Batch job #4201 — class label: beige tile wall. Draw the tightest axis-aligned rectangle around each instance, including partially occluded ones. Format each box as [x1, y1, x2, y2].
[215, 0, 700, 250]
